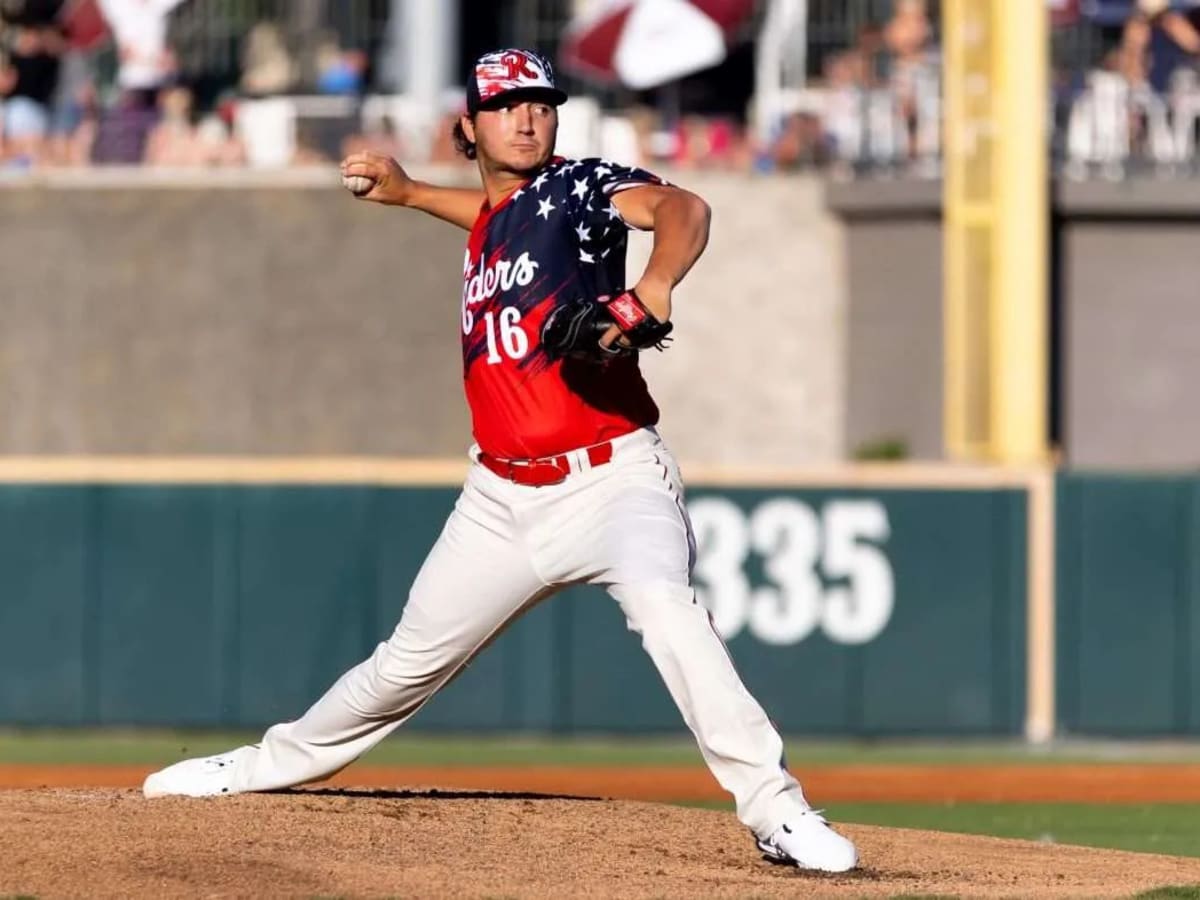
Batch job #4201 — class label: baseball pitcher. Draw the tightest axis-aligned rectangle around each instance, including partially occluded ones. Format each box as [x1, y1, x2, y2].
[143, 48, 857, 874]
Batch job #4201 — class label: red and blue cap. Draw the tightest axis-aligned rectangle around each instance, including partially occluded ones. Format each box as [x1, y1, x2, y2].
[466, 49, 568, 115]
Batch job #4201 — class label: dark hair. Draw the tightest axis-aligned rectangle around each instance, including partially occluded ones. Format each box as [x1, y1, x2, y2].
[452, 118, 477, 160]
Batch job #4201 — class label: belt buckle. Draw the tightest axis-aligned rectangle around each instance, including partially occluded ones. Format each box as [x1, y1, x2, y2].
[511, 457, 568, 486]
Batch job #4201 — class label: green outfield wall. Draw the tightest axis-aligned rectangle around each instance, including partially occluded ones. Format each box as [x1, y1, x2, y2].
[1055, 473, 1200, 735]
[0, 480, 1028, 735]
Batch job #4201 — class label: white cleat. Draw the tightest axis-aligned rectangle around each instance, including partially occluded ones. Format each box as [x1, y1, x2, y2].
[756, 809, 858, 873]
[142, 747, 252, 798]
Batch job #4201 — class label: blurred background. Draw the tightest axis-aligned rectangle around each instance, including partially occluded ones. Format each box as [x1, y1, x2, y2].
[1, 0, 1199, 834]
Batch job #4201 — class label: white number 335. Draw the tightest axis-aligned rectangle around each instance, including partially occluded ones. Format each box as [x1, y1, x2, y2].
[689, 498, 895, 646]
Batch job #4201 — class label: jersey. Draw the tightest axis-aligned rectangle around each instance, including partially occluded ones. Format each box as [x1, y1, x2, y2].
[460, 156, 665, 460]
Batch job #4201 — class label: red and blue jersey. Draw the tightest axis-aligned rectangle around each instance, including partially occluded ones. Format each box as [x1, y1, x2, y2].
[461, 156, 664, 459]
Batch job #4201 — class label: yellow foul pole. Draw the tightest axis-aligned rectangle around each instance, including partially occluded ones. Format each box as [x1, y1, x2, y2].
[943, 0, 1048, 463]
[991, 0, 1048, 463]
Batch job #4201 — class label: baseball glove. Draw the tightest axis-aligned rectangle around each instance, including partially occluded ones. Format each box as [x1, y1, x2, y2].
[540, 290, 673, 362]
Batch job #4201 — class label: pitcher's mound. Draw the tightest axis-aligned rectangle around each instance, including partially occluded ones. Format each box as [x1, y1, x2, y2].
[2, 788, 1197, 898]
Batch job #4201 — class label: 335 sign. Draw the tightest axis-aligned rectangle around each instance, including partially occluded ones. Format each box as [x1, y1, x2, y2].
[688, 497, 894, 646]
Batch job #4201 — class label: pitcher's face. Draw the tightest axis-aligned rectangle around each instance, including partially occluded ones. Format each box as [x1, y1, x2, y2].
[465, 99, 557, 176]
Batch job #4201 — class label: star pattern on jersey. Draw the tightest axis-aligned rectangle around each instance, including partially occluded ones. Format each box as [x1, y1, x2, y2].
[461, 157, 665, 382]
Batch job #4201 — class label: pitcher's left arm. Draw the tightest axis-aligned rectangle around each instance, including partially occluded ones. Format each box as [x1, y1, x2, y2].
[611, 185, 711, 325]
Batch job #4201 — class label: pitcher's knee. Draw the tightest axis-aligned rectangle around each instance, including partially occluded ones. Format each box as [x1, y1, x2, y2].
[613, 581, 708, 632]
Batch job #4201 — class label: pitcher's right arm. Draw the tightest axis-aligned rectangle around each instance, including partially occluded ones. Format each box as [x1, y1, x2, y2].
[340, 152, 485, 231]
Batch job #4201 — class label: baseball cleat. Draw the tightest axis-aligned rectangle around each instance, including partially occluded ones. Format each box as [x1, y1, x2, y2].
[142, 746, 251, 798]
[756, 809, 858, 873]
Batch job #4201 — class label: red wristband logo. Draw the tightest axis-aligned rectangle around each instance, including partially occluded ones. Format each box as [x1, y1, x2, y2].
[604, 291, 649, 331]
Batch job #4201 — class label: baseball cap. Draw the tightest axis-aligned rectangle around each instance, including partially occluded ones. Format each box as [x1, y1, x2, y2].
[466, 49, 568, 115]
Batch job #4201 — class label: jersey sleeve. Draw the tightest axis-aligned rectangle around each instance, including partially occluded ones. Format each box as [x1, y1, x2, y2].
[565, 158, 668, 244]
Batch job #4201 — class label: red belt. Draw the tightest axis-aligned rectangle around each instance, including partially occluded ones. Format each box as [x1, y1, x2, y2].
[477, 441, 615, 487]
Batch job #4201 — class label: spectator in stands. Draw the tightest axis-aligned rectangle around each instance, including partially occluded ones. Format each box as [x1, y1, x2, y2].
[46, 38, 96, 165]
[819, 48, 866, 175]
[1129, 0, 1200, 92]
[92, 0, 184, 163]
[1117, 9, 1153, 87]
[0, 19, 63, 166]
[97, 0, 183, 102]
[192, 107, 243, 165]
[314, 36, 365, 96]
[671, 115, 707, 168]
[851, 21, 888, 88]
[884, 0, 933, 94]
[667, 115, 747, 170]
[884, 0, 935, 160]
[143, 83, 242, 166]
[239, 20, 294, 97]
[142, 82, 196, 164]
[756, 109, 825, 173]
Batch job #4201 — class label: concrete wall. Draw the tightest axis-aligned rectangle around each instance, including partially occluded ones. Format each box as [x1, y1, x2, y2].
[827, 179, 1200, 468]
[1056, 182, 1200, 468]
[636, 172, 846, 465]
[825, 181, 944, 460]
[1, 171, 470, 456]
[0, 168, 845, 464]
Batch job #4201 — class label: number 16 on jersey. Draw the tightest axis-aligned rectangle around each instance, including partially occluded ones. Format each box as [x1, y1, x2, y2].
[482, 306, 529, 364]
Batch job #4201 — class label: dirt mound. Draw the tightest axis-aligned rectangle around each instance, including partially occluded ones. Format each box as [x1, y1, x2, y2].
[2, 787, 1198, 898]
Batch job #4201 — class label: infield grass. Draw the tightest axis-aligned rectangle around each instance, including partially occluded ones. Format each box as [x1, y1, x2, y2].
[830, 801, 1200, 858]
[4, 730, 1200, 767]
[677, 800, 1200, 858]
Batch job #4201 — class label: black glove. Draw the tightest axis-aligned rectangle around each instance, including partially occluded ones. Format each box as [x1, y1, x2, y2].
[540, 290, 673, 362]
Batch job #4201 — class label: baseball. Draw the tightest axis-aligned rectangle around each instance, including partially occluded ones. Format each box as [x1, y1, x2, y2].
[342, 174, 375, 196]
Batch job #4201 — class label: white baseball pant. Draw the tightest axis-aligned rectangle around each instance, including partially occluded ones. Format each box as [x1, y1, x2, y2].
[224, 427, 810, 838]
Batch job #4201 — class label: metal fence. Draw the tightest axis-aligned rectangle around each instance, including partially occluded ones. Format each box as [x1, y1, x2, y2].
[167, 0, 390, 90]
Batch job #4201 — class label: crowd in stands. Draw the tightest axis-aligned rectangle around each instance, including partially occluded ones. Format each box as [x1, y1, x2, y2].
[1063, 0, 1200, 176]
[0, 0, 374, 169]
[0, 0, 939, 174]
[767, 0, 938, 175]
[3, 0, 1200, 175]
